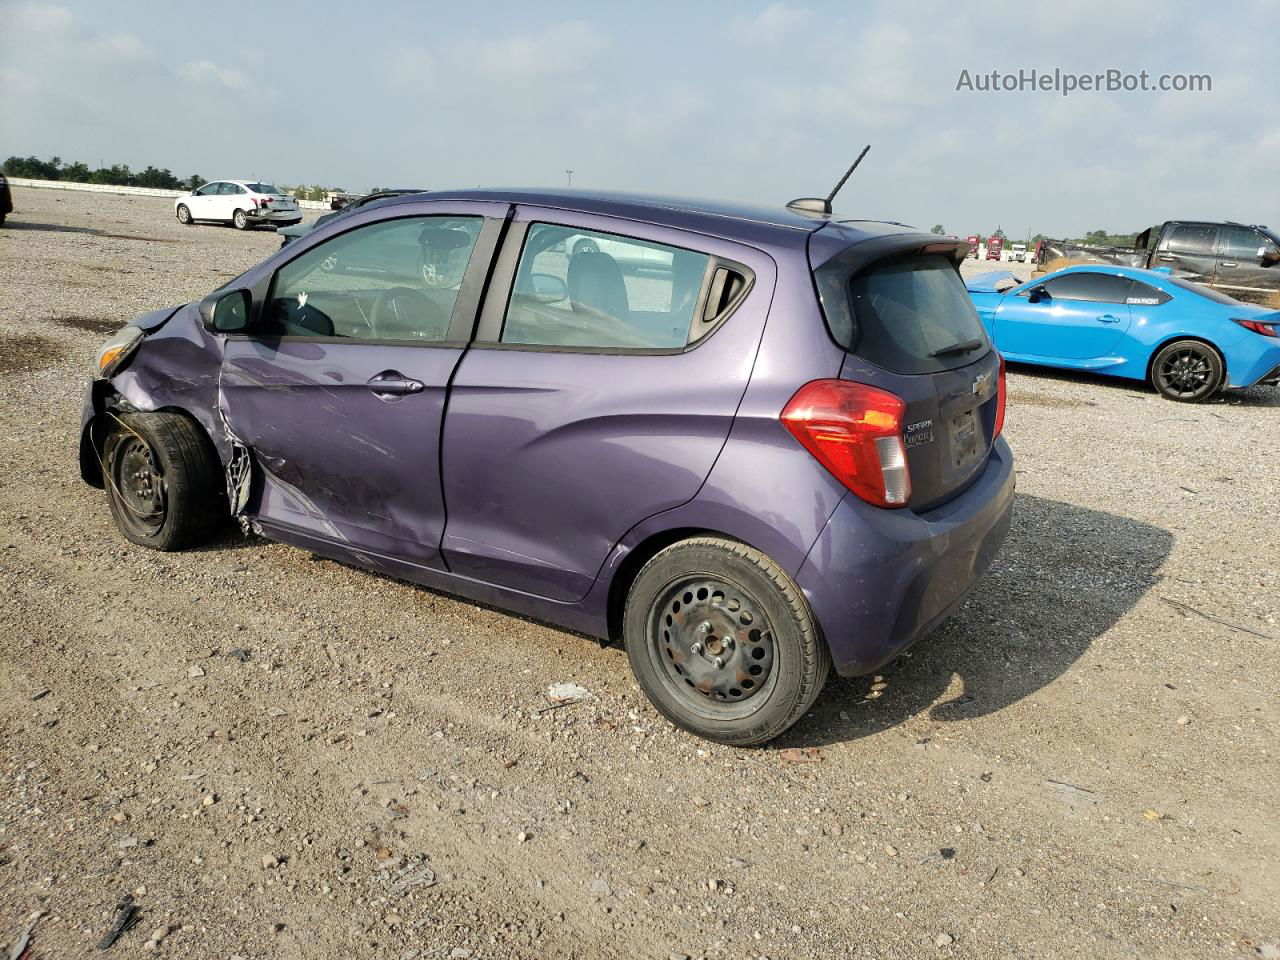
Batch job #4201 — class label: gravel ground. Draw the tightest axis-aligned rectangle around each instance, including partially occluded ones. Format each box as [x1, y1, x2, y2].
[1, 187, 1277, 960]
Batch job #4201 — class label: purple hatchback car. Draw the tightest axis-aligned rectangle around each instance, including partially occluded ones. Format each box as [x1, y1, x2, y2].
[80, 189, 1013, 745]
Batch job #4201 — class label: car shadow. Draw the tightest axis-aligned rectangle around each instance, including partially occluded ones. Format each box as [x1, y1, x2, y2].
[778, 492, 1173, 749]
[4, 220, 103, 235]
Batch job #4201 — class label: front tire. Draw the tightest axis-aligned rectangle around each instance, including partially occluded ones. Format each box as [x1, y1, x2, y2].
[103, 412, 225, 551]
[623, 537, 830, 746]
[1150, 340, 1224, 402]
[232, 209, 249, 230]
[176, 204, 192, 225]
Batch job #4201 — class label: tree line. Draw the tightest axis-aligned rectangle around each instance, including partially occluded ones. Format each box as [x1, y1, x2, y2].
[4, 155, 202, 191]
[3, 155, 346, 201]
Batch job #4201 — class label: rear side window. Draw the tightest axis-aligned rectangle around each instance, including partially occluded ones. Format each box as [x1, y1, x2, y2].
[1126, 280, 1172, 305]
[501, 223, 711, 350]
[1165, 224, 1216, 255]
[1042, 272, 1133, 303]
[831, 254, 990, 374]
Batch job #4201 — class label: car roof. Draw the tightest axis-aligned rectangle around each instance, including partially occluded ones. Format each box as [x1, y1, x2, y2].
[370, 187, 917, 249]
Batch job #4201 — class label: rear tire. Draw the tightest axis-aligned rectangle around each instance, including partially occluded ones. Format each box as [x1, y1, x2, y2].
[623, 537, 830, 746]
[176, 204, 192, 225]
[232, 209, 249, 230]
[1150, 339, 1224, 402]
[103, 412, 225, 551]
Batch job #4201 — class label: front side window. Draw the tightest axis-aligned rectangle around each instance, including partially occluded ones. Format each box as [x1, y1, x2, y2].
[195, 182, 220, 196]
[1042, 272, 1133, 303]
[501, 223, 710, 349]
[1166, 224, 1217, 256]
[262, 216, 483, 340]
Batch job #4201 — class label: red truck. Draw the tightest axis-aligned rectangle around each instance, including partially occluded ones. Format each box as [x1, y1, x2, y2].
[965, 234, 981, 259]
[985, 235, 1004, 261]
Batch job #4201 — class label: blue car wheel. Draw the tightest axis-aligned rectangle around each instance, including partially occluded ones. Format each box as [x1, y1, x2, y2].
[1150, 339, 1224, 402]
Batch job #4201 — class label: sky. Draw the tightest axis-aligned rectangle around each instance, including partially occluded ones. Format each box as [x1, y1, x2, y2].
[1, 0, 1276, 238]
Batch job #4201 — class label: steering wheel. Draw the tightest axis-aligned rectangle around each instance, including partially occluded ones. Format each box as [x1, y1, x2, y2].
[368, 287, 448, 340]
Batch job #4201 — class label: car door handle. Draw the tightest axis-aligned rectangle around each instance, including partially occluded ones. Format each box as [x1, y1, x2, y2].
[367, 373, 424, 396]
[1097, 314, 1121, 323]
[1219, 261, 1238, 268]
[1156, 255, 1175, 262]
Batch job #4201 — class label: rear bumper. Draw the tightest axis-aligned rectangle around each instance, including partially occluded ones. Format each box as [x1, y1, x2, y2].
[796, 437, 1015, 676]
[1225, 339, 1280, 388]
[247, 208, 301, 223]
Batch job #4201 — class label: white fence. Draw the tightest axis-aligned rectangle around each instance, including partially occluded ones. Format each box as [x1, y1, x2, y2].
[7, 177, 331, 209]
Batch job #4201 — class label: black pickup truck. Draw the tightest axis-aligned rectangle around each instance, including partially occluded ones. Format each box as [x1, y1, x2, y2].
[1038, 220, 1280, 306]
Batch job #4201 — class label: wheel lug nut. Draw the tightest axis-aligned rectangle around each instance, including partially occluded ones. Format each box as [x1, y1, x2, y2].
[713, 657, 724, 669]
[690, 642, 702, 655]
[699, 622, 711, 634]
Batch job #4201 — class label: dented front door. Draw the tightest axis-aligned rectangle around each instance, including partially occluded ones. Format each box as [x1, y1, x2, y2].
[219, 340, 465, 566]
[216, 206, 503, 568]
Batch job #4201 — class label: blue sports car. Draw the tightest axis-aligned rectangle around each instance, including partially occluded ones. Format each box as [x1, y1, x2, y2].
[966, 265, 1280, 401]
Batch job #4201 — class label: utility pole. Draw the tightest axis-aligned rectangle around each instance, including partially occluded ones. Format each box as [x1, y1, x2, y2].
[566, 169, 573, 187]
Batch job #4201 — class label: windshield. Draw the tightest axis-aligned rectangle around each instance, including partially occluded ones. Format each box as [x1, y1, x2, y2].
[246, 182, 284, 195]
[1166, 275, 1242, 306]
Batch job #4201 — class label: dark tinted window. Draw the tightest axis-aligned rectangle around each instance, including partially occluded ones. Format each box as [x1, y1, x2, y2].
[264, 216, 483, 339]
[1165, 224, 1217, 256]
[1042, 272, 1133, 303]
[1218, 225, 1268, 259]
[840, 254, 990, 374]
[501, 223, 710, 350]
[1125, 280, 1171, 306]
[246, 182, 283, 194]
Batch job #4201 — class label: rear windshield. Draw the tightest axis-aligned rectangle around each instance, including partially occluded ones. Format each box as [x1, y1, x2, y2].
[246, 182, 284, 194]
[1166, 275, 1240, 305]
[819, 253, 990, 374]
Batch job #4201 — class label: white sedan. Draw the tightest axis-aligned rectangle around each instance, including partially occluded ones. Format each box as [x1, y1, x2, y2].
[174, 180, 301, 230]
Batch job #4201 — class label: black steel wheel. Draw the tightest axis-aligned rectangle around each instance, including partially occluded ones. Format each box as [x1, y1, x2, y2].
[1151, 339, 1223, 402]
[624, 537, 829, 746]
[103, 412, 225, 551]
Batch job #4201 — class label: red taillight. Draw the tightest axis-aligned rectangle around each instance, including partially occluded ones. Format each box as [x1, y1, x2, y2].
[1232, 318, 1279, 337]
[994, 352, 1007, 438]
[259, 196, 271, 207]
[781, 380, 911, 508]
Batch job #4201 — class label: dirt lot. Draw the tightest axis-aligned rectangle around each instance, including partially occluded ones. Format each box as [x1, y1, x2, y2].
[1, 188, 1277, 960]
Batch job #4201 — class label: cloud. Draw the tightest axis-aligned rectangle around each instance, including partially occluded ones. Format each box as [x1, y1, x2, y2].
[178, 60, 250, 90]
[732, 4, 813, 47]
[5, 2, 73, 34]
[471, 20, 607, 78]
[89, 31, 152, 63]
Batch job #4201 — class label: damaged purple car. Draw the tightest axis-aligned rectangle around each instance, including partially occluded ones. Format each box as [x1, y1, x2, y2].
[80, 189, 1013, 745]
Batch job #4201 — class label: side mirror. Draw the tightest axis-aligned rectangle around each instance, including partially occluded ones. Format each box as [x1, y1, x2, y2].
[1027, 284, 1051, 303]
[1258, 245, 1279, 267]
[198, 288, 251, 333]
[528, 272, 569, 304]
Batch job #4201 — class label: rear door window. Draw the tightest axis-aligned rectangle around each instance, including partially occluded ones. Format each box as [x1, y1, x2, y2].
[836, 254, 990, 374]
[1041, 272, 1133, 303]
[501, 223, 711, 350]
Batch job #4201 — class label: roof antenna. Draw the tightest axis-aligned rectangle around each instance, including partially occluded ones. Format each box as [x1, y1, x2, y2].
[787, 145, 870, 218]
